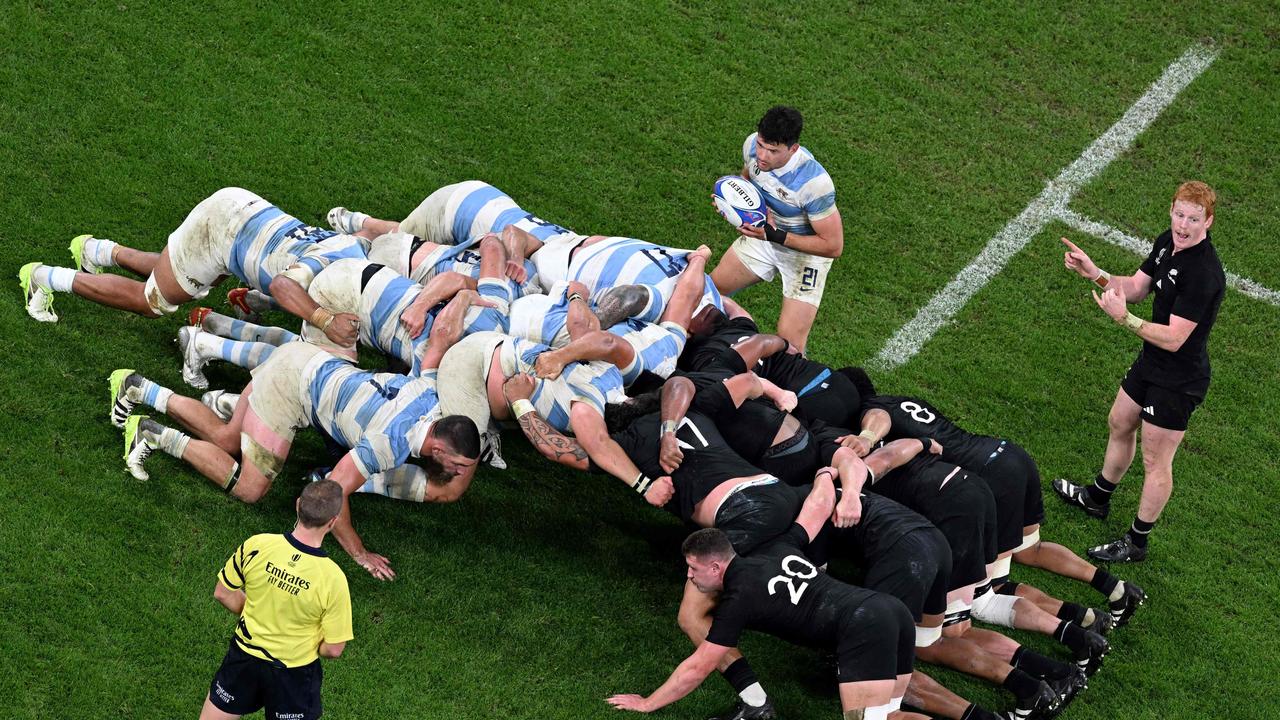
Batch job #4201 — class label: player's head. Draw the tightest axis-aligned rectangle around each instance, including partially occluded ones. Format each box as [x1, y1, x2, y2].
[687, 305, 727, 337]
[1169, 181, 1215, 251]
[424, 415, 482, 481]
[297, 479, 344, 530]
[683, 528, 736, 593]
[603, 391, 662, 434]
[755, 106, 804, 171]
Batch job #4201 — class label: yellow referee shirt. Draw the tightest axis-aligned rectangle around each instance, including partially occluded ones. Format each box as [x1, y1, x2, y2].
[219, 533, 353, 668]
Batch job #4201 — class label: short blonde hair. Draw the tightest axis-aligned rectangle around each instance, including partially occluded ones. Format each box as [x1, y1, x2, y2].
[1172, 181, 1216, 218]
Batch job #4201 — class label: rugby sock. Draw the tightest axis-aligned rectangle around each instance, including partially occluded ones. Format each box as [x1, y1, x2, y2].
[1126, 517, 1155, 548]
[1053, 620, 1088, 648]
[243, 289, 280, 313]
[1011, 646, 1074, 680]
[1001, 667, 1041, 700]
[140, 420, 191, 459]
[200, 312, 297, 345]
[1055, 602, 1087, 624]
[195, 332, 277, 370]
[1089, 568, 1121, 597]
[1086, 473, 1116, 506]
[334, 209, 369, 234]
[356, 465, 428, 502]
[83, 238, 118, 268]
[722, 658, 767, 707]
[136, 378, 174, 413]
[32, 265, 76, 293]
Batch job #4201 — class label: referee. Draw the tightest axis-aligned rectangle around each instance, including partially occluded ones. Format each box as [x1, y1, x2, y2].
[1054, 181, 1225, 563]
[200, 480, 354, 719]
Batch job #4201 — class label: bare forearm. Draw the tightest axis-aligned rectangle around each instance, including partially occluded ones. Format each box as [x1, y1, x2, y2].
[516, 410, 590, 470]
[865, 438, 924, 478]
[269, 276, 321, 323]
[661, 377, 696, 423]
[641, 656, 715, 711]
[733, 334, 786, 367]
[1130, 318, 1189, 352]
[779, 231, 842, 258]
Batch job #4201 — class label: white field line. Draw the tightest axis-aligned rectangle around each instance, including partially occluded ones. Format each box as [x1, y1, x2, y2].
[873, 43, 1219, 370]
[1058, 208, 1280, 306]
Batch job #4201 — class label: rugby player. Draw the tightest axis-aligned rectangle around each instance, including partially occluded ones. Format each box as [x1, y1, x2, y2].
[608, 515, 923, 720]
[1054, 181, 1225, 562]
[18, 188, 366, 349]
[709, 106, 843, 352]
[107, 294, 481, 579]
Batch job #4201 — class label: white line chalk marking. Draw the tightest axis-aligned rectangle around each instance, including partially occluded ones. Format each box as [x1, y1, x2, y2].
[1058, 208, 1280, 306]
[874, 44, 1219, 370]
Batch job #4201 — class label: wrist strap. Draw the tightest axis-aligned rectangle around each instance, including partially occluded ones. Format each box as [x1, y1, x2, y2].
[633, 473, 654, 495]
[1123, 312, 1145, 331]
[920, 438, 935, 454]
[1092, 269, 1111, 289]
[858, 429, 878, 442]
[567, 292, 584, 303]
[309, 307, 334, 329]
[763, 223, 787, 245]
[510, 399, 535, 419]
[661, 420, 678, 435]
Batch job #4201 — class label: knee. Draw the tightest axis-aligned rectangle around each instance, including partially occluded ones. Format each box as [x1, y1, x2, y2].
[1107, 411, 1137, 437]
[233, 478, 271, 504]
[1140, 445, 1173, 475]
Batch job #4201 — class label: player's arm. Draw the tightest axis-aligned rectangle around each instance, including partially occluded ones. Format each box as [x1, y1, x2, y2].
[213, 579, 246, 615]
[839, 408, 891, 457]
[776, 208, 844, 258]
[830, 447, 870, 528]
[416, 290, 491, 371]
[328, 453, 395, 581]
[533, 330, 632, 380]
[864, 437, 941, 480]
[731, 333, 787, 368]
[401, 271, 475, 339]
[1060, 237, 1153, 302]
[501, 224, 542, 259]
[570, 403, 673, 507]
[658, 375, 698, 472]
[1093, 288, 1200, 352]
[268, 274, 360, 347]
[606, 641, 730, 713]
[502, 374, 591, 471]
[720, 296, 753, 321]
[795, 467, 839, 539]
[318, 641, 347, 659]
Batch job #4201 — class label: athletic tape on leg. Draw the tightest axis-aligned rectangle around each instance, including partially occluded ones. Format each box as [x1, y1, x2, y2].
[972, 590, 1018, 627]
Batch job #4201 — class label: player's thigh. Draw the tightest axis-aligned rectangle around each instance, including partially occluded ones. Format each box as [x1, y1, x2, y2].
[1139, 421, 1186, 470]
[199, 695, 242, 720]
[711, 241, 770, 294]
[145, 246, 198, 314]
[777, 250, 832, 309]
[401, 181, 487, 242]
[1110, 373, 1146, 434]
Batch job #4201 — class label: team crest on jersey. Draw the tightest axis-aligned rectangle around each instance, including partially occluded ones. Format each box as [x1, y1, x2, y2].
[289, 553, 300, 566]
[1155, 247, 1167, 265]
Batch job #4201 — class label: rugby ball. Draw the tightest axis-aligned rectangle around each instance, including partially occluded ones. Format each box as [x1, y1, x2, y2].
[712, 176, 767, 229]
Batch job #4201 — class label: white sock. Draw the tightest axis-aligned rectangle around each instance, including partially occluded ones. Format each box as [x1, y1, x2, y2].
[136, 377, 174, 413]
[85, 238, 119, 267]
[342, 210, 370, 234]
[141, 423, 191, 458]
[34, 265, 76, 293]
[739, 683, 767, 707]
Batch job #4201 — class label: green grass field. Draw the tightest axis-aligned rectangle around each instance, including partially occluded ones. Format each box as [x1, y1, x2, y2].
[2, 2, 1278, 718]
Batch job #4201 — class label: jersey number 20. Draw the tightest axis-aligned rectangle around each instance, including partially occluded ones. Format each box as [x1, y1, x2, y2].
[767, 555, 817, 605]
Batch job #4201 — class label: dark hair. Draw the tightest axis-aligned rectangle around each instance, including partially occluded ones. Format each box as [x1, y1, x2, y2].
[603, 391, 662, 435]
[432, 415, 482, 459]
[298, 480, 344, 528]
[682, 528, 736, 560]
[757, 105, 804, 147]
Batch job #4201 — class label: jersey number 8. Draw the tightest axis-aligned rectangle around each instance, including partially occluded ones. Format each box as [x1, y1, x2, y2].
[767, 555, 818, 605]
[899, 401, 936, 424]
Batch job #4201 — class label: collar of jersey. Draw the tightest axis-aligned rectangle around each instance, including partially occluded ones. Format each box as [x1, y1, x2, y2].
[285, 532, 328, 557]
[768, 147, 806, 177]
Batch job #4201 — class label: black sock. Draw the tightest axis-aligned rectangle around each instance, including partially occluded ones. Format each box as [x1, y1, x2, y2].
[1127, 517, 1155, 548]
[1002, 668, 1042, 700]
[1056, 602, 1087, 624]
[721, 657, 758, 694]
[1012, 646, 1074, 679]
[1089, 567, 1120, 596]
[1086, 473, 1116, 505]
[1054, 619, 1087, 648]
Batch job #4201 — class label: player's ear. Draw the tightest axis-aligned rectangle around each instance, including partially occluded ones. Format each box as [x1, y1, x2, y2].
[1203, 213, 1214, 230]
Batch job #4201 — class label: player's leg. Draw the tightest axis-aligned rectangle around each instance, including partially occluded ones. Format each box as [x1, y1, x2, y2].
[195, 309, 298, 345]
[68, 234, 160, 277]
[227, 288, 282, 319]
[1087, 419, 1185, 564]
[658, 245, 712, 329]
[327, 206, 393, 239]
[710, 240, 769, 296]
[903, 671, 997, 720]
[1053, 382, 1142, 518]
[199, 694, 242, 720]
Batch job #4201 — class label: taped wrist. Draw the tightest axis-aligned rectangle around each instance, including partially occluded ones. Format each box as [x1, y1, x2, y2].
[1123, 312, 1144, 331]
[510, 399, 535, 419]
[858, 428, 878, 443]
[763, 223, 787, 245]
[309, 307, 335, 329]
[633, 473, 655, 496]
[661, 419, 678, 435]
[1092, 269, 1111, 288]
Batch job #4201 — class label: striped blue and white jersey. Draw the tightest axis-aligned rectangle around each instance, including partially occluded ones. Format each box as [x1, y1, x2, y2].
[742, 132, 837, 236]
[436, 181, 575, 245]
[498, 337, 626, 433]
[506, 281, 573, 348]
[230, 205, 368, 292]
[607, 319, 688, 386]
[301, 356, 441, 479]
[413, 238, 541, 298]
[542, 236, 723, 323]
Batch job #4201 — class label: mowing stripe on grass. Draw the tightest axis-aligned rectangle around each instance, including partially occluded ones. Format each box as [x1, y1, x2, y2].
[874, 43, 1219, 370]
[1057, 207, 1280, 307]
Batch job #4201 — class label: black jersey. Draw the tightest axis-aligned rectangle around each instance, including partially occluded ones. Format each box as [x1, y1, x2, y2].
[688, 376, 788, 464]
[679, 317, 760, 373]
[860, 395, 997, 471]
[611, 410, 764, 523]
[1135, 230, 1225, 395]
[706, 524, 878, 650]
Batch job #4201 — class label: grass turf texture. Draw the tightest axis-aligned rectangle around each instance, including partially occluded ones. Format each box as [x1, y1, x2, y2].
[1, 2, 1277, 718]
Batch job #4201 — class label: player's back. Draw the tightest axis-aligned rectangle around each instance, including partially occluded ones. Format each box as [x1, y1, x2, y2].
[441, 181, 574, 244]
[230, 205, 347, 292]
